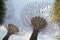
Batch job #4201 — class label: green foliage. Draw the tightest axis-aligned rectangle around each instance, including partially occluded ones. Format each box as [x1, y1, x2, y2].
[0, 0, 5, 25]
[52, 0, 60, 23]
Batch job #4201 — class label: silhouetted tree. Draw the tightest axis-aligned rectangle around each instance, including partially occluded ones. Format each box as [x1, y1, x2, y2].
[0, 0, 5, 25]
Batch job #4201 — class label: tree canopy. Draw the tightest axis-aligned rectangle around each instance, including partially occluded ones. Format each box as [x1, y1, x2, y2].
[0, 0, 5, 25]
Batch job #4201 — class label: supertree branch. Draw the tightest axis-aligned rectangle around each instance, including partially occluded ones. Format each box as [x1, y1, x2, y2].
[0, 0, 5, 25]
[30, 16, 47, 40]
[2, 24, 19, 40]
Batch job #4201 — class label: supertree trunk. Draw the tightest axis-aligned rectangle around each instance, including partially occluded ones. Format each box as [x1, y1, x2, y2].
[30, 30, 38, 40]
[2, 32, 11, 40]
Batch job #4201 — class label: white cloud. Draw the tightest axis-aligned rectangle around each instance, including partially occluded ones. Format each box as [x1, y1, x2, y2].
[9, 32, 31, 40]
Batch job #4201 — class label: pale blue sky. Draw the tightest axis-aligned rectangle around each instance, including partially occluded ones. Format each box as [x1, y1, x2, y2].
[13, 0, 54, 18]
[0, 0, 56, 40]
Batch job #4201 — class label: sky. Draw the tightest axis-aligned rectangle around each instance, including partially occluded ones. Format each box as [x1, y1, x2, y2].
[0, 0, 57, 40]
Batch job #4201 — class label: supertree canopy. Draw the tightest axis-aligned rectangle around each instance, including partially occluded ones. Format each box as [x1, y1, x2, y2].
[21, 1, 57, 40]
[3, 24, 19, 40]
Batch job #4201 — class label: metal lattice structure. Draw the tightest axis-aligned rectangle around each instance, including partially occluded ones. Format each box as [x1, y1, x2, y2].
[4, 0, 14, 19]
[3, 0, 15, 26]
[21, 1, 51, 28]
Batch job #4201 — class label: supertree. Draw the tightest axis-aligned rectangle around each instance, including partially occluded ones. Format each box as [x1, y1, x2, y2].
[2, 24, 19, 40]
[21, 1, 56, 40]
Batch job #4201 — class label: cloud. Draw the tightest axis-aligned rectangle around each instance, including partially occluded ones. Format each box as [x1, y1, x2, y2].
[9, 32, 32, 40]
